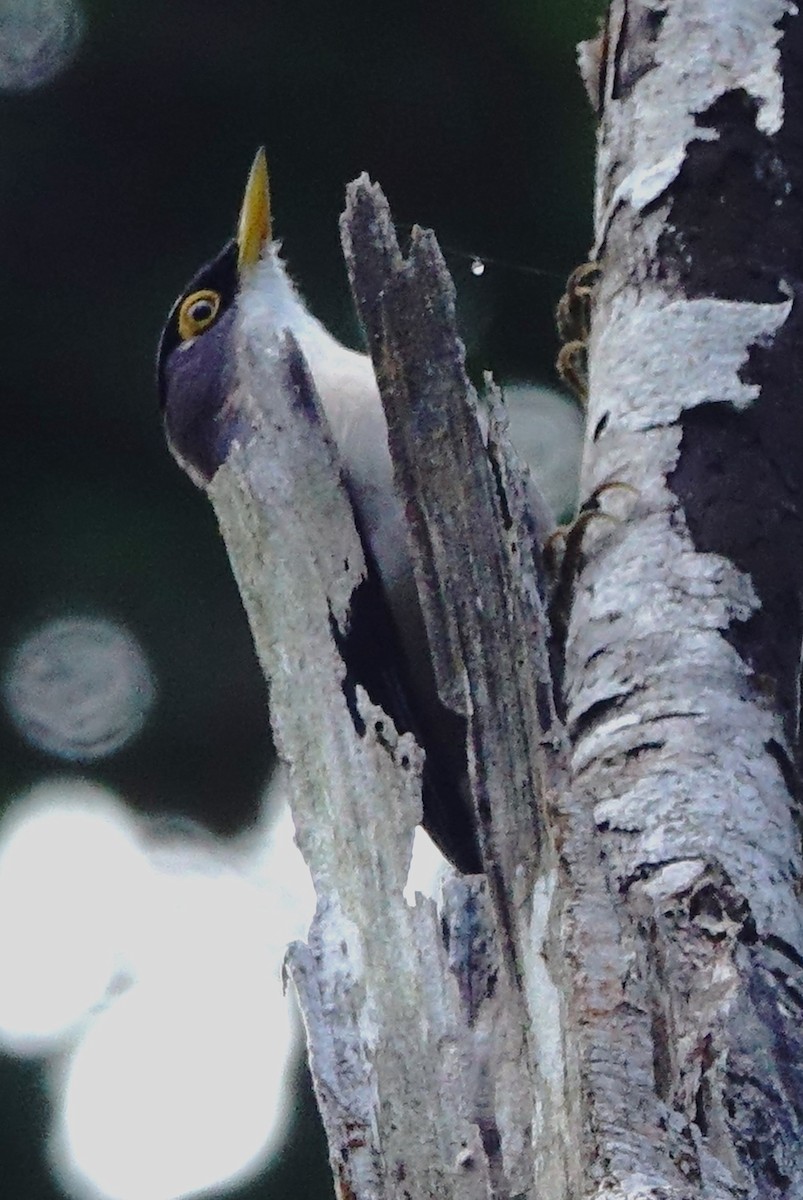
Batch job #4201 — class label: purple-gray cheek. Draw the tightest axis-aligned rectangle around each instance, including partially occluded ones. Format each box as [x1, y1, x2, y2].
[162, 309, 246, 484]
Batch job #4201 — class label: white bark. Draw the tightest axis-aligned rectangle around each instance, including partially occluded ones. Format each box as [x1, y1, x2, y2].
[565, 1, 803, 1194]
[196, 4, 803, 1196]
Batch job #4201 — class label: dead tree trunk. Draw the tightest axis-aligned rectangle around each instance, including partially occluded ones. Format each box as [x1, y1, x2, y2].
[204, 3, 803, 1197]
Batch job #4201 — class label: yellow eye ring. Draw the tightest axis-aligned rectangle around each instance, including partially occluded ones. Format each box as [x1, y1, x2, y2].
[178, 289, 221, 341]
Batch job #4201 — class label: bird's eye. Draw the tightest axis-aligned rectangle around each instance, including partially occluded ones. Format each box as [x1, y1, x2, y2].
[178, 289, 222, 341]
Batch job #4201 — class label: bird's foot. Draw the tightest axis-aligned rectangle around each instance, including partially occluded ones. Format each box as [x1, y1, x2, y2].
[545, 480, 637, 648]
[555, 260, 601, 407]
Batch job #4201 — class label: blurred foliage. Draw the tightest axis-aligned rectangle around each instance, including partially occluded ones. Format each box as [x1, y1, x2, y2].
[0, 0, 604, 1196]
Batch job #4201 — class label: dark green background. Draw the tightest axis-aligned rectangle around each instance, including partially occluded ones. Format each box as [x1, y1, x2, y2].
[0, 0, 603, 1195]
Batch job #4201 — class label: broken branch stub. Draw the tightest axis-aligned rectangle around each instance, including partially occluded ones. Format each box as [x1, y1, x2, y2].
[206, 280, 545, 1195]
[341, 176, 562, 932]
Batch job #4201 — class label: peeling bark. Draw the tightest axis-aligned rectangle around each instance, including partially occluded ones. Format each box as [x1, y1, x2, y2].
[568, 1, 803, 1194]
[194, 4, 803, 1198]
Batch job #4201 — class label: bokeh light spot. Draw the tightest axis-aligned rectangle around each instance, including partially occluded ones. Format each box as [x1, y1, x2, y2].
[0, 776, 315, 1199]
[3, 617, 156, 760]
[404, 825, 447, 904]
[0, 0, 84, 92]
[503, 383, 583, 522]
[53, 941, 296, 1200]
[52, 835, 301, 1200]
[0, 781, 146, 1052]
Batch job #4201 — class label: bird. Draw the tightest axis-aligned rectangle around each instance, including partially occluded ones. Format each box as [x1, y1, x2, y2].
[156, 149, 481, 874]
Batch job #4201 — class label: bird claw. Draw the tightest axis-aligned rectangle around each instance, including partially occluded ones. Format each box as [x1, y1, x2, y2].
[555, 260, 601, 407]
[546, 480, 637, 655]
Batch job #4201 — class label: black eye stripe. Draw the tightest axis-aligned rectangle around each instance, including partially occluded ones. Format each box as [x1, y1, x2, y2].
[156, 239, 240, 410]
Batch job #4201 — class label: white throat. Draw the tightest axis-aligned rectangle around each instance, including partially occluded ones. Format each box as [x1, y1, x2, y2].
[237, 246, 408, 589]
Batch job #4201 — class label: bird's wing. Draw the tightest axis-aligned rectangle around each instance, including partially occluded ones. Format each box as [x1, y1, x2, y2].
[332, 512, 480, 876]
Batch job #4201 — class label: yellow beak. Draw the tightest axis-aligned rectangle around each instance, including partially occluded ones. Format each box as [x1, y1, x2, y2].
[237, 147, 272, 273]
